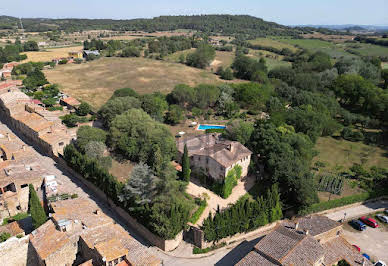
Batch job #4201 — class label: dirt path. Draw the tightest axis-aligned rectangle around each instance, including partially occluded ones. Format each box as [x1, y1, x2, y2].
[186, 175, 256, 226]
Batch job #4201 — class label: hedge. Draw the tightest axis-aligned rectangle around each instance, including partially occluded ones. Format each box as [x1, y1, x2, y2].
[299, 189, 388, 215]
[188, 199, 207, 224]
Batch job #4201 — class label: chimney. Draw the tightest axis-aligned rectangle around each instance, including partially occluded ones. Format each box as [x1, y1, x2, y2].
[295, 222, 299, 230]
[227, 143, 234, 153]
[304, 229, 310, 235]
[6, 133, 10, 141]
[94, 210, 100, 215]
[22, 145, 26, 151]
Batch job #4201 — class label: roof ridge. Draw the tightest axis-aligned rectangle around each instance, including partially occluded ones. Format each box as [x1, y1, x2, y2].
[279, 230, 308, 263]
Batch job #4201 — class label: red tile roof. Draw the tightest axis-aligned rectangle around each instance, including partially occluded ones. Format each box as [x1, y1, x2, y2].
[61, 97, 81, 107]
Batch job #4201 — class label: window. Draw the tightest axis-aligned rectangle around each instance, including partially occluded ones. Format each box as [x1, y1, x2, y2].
[21, 184, 28, 188]
[59, 142, 64, 146]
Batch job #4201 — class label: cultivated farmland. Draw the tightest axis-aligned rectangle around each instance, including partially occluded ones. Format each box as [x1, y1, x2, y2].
[44, 57, 226, 108]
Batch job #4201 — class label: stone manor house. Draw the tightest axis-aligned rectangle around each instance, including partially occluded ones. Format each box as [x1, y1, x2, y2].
[177, 133, 252, 182]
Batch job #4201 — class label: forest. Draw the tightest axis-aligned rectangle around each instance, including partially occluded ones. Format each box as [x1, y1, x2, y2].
[0, 15, 306, 38]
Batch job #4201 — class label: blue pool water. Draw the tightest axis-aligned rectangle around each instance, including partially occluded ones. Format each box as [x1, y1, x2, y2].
[198, 124, 226, 130]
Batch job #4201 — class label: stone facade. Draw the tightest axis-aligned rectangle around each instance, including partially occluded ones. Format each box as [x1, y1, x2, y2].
[177, 134, 252, 182]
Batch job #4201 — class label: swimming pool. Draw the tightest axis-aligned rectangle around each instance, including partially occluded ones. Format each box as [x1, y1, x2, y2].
[197, 124, 226, 130]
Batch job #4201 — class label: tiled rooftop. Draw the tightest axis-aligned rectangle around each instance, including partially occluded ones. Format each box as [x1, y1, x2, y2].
[94, 238, 128, 262]
[51, 198, 113, 229]
[29, 220, 71, 260]
[177, 133, 252, 167]
[322, 236, 373, 266]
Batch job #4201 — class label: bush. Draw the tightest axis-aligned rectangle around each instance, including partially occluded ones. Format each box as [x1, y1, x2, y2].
[47, 106, 63, 111]
[205, 128, 225, 134]
[58, 59, 68, 65]
[121, 46, 141, 57]
[76, 102, 91, 116]
[2, 212, 29, 225]
[188, 199, 207, 224]
[0, 232, 11, 243]
[193, 242, 226, 254]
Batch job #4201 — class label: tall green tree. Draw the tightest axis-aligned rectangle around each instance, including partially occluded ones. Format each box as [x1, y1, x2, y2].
[182, 144, 191, 182]
[28, 184, 47, 229]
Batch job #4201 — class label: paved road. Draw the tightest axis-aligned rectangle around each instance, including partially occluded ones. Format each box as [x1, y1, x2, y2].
[324, 200, 388, 221]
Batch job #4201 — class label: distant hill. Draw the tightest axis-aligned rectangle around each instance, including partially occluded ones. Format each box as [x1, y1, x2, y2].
[0, 15, 304, 37]
[297, 24, 388, 32]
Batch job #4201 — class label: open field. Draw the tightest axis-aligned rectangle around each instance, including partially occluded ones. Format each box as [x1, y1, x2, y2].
[301, 33, 355, 43]
[313, 136, 388, 171]
[248, 49, 291, 70]
[44, 57, 227, 108]
[344, 43, 388, 57]
[278, 38, 355, 58]
[164, 48, 195, 63]
[248, 37, 298, 52]
[166, 49, 235, 71]
[209, 51, 235, 70]
[21, 45, 83, 62]
[278, 38, 335, 50]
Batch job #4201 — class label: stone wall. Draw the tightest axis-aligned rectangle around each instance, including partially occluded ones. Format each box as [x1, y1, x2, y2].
[55, 157, 183, 252]
[192, 221, 279, 249]
[315, 226, 343, 244]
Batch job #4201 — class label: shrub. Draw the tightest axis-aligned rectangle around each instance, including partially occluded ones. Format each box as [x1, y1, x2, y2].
[76, 102, 91, 116]
[0, 232, 11, 243]
[205, 128, 225, 134]
[188, 199, 207, 224]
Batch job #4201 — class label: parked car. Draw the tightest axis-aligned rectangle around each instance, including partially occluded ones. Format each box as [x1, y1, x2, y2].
[360, 216, 379, 228]
[375, 261, 386, 266]
[363, 253, 371, 260]
[376, 214, 388, 223]
[350, 219, 367, 231]
[352, 244, 361, 252]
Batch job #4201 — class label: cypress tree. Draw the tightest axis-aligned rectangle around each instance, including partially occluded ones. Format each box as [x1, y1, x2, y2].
[271, 184, 283, 221]
[28, 184, 47, 229]
[182, 144, 191, 182]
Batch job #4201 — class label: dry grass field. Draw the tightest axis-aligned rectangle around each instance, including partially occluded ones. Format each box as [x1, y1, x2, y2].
[248, 37, 298, 52]
[21, 46, 83, 62]
[44, 57, 227, 108]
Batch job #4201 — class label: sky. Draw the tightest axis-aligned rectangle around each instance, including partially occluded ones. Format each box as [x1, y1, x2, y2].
[2, 0, 388, 26]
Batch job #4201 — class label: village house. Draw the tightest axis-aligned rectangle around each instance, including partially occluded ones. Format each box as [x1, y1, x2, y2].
[177, 133, 252, 182]
[68, 50, 83, 59]
[83, 50, 100, 58]
[28, 197, 161, 266]
[236, 215, 372, 266]
[60, 96, 81, 111]
[0, 89, 75, 156]
[0, 127, 45, 221]
[29, 220, 78, 266]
